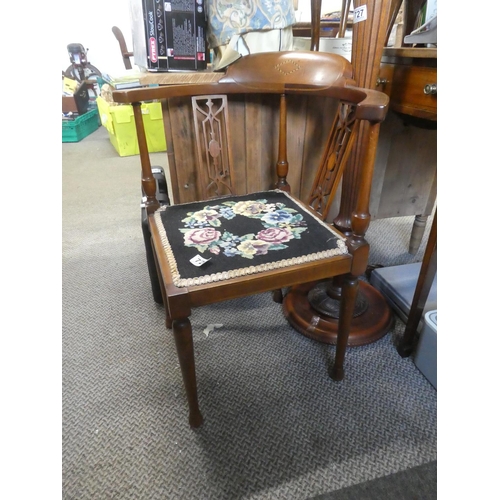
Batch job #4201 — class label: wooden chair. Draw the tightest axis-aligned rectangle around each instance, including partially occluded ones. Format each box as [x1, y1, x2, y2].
[112, 26, 133, 70]
[112, 51, 389, 428]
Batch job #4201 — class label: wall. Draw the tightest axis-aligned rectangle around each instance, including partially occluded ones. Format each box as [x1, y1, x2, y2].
[60, 0, 345, 74]
[60, 0, 134, 76]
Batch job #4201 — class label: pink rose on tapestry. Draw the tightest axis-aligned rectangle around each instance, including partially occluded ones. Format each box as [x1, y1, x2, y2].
[184, 228, 221, 246]
[257, 227, 293, 244]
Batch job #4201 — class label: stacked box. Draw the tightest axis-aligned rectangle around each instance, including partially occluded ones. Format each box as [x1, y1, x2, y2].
[62, 109, 100, 143]
[131, 0, 208, 71]
[96, 97, 167, 156]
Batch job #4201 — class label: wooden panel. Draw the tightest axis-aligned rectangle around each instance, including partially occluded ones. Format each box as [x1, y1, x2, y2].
[300, 96, 342, 206]
[165, 96, 199, 204]
[286, 95, 308, 196]
[244, 94, 277, 194]
[373, 110, 436, 218]
[139, 71, 222, 86]
[227, 95, 247, 195]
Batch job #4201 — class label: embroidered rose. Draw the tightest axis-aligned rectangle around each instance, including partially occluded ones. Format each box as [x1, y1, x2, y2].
[184, 228, 221, 246]
[257, 227, 293, 244]
[232, 200, 267, 216]
[237, 240, 271, 258]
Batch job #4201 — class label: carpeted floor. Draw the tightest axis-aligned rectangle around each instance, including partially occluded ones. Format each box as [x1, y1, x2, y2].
[62, 126, 436, 499]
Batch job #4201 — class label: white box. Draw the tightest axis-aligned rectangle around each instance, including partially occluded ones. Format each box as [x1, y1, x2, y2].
[414, 310, 437, 389]
[292, 36, 352, 61]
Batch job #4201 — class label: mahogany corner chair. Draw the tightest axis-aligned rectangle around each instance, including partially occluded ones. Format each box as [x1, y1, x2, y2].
[112, 51, 389, 428]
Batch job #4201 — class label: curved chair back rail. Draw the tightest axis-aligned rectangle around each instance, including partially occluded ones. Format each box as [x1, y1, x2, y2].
[113, 52, 388, 121]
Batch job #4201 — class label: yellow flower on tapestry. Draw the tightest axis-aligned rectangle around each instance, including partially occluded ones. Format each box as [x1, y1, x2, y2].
[190, 208, 222, 227]
[237, 239, 271, 258]
[232, 200, 267, 216]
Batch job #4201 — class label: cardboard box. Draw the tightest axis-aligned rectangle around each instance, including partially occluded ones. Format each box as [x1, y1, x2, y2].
[96, 97, 166, 156]
[130, 0, 208, 72]
[62, 81, 89, 115]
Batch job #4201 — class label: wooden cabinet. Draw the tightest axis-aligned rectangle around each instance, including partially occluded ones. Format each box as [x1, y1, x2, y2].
[370, 47, 437, 253]
[378, 48, 437, 120]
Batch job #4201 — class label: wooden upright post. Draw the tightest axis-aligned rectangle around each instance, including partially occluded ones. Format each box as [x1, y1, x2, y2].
[333, 0, 393, 233]
[283, 0, 396, 347]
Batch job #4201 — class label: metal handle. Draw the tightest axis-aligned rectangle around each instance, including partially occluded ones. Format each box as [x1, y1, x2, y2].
[376, 77, 388, 86]
[423, 83, 437, 95]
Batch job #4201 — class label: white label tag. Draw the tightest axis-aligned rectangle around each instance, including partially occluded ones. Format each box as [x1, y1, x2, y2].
[353, 5, 368, 24]
[190, 255, 211, 267]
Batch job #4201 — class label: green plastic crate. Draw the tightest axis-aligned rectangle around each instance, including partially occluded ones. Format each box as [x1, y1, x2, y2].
[62, 108, 100, 143]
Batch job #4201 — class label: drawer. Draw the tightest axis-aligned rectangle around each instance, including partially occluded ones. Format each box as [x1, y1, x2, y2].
[378, 63, 437, 121]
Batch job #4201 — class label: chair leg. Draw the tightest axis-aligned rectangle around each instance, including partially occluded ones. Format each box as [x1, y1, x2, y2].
[329, 274, 359, 381]
[141, 210, 163, 304]
[272, 289, 284, 303]
[150, 244, 173, 329]
[172, 318, 204, 428]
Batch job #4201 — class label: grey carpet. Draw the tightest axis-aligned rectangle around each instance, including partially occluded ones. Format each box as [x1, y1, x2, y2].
[62, 126, 436, 499]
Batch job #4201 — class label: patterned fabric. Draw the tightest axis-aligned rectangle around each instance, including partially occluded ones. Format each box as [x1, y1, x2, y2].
[206, 0, 297, 48]
[154, 190, 348, 287]
[180, 198, 307, 259]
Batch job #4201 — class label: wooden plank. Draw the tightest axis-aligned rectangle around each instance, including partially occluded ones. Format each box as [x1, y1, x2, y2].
[244, 94, 276, 193]
[166, 96, 199, 203]
[161, 100, 180, 204]
[300, 96, 341, 205]
[139, 71, 223, 86]
[382, 47, 437, 59]
[227, 96, 247, 195]
[286, 95, 308, 196]
[243, 95, 263, 194]
[375, 112, 437, 218]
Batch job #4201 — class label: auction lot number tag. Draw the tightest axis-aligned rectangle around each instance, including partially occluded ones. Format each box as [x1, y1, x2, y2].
[353, 5, 368, 23]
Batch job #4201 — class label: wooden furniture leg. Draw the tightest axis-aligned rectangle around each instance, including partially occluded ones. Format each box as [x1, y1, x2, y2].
[310, 0, 321, 51]
[172, 317, 204, 428]
[397, 209, 437, 357]
[409, 214, 428, 255]
[141, 211, 164, 304]
[330, 274, 358, 380]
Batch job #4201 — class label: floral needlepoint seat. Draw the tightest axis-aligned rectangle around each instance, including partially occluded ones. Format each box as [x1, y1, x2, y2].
[156, 190, 348, 287]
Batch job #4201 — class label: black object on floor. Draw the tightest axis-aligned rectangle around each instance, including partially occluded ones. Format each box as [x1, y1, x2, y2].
[308, 461, 437, 500]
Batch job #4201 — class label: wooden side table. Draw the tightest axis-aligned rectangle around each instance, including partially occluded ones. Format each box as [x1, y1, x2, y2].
[373, 47, 437, 254]
[397, 209, 437, 357]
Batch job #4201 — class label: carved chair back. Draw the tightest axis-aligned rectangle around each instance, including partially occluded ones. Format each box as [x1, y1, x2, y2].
[113, 51, 388, 228]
